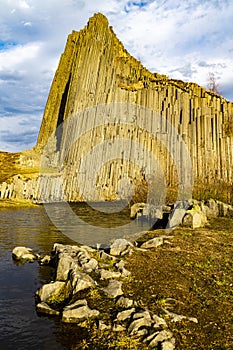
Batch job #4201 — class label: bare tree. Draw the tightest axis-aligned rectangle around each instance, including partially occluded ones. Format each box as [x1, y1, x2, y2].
[208, 72, 219, 94]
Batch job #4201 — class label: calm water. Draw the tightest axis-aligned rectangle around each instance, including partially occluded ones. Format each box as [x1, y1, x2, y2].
[0, 203, 149, 349]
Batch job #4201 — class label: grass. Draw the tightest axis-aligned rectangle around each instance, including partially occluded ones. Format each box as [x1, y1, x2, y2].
[50, 217, 233, 349]
[122, 217, 233, 349]
[0, 199, 38, 208]
[0, 151, 39, 184]
[193, 179, 233, 205]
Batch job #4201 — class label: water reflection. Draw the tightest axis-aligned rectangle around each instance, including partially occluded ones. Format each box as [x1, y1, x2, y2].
[0, 203, 149, 349]
[43, 202, 150, 245]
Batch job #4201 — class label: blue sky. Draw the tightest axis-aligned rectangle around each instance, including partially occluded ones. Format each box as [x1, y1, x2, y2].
[0, 0, 233, 152]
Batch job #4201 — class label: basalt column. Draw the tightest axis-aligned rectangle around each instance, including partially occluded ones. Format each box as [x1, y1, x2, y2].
[35, 13, 233, 203]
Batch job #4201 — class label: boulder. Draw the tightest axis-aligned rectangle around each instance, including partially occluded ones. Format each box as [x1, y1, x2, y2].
[143, 204, 163, 220]
[116, 308, 135, 322]
[36, 281, 71, 307]
[141, 236, 173, 249]
[98, 250, 116, 261]
[145, 330, 174, 348]
[217, 201, 233, 217]
[152, 314, 167, 328]
[102, 280, 123, 298]
[130, 203, 145, 219]
[204, 199, 219, 217]
[115, 260, 131, 276]
[116, 296, 134, 309]
[56, 253, 76, 281]
[52, 243, 83, 258]
[98, 321, 111, 331]
[100, 269, 121, 280]
[112, 324, 126, 332]
[116, 265, 131, 277]
[38, 255, 51, 266]
[70, 268, 96, 294]
[82, 258, 98, 273]
[162, 339, 176, 350]
[77, 250, 91, 265]
[167, 201, 189, 228]
[12, 246, 37, 263]
[110, 239, 133, 256]
[133, 310, 151, 321]
[128, 312, 152, 335]
[167, 209, 186, 228]
[182, 207, 207, 229]
[36, 302, 60, 316]
[62, 299, 99, 323]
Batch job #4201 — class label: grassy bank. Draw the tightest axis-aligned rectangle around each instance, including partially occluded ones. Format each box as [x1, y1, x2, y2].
[60, 217, 232, 349]
[0, 199, 38, 208]
[123, 217, 233, 349]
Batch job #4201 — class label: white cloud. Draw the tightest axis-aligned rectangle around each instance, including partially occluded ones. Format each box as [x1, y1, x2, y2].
[19, 0, 30, 9]
[0, 0, 233, 151]
[0, 43, 40, 69]
[23, 21, 32, 26]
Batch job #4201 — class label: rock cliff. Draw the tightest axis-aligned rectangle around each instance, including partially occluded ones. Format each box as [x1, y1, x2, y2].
[0, 13, 233, 203]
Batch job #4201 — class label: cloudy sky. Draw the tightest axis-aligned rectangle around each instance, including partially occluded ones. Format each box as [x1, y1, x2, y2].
[0, 0, 233, 152]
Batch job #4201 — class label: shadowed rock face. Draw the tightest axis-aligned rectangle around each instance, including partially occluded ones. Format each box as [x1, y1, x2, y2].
[1, 13, 233, 203]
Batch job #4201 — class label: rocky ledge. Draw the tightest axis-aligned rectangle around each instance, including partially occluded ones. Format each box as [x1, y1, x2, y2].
[13, 233, 200, 349]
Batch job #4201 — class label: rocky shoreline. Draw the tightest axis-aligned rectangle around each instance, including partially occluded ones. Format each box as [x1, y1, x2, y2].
[13, 234, 199, 349]
[11, 198, 233, 349]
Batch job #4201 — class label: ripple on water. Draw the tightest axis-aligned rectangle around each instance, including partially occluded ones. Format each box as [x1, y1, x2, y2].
[0, 203, 149, 349]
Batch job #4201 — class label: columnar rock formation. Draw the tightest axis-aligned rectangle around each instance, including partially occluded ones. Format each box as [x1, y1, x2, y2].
[0, 13, 232, 203]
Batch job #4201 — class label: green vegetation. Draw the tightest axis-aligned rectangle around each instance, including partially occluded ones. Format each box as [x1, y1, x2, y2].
[123, 217, 233, 349]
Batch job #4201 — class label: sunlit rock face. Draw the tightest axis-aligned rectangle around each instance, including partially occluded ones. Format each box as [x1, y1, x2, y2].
[1, 13, 233, 203]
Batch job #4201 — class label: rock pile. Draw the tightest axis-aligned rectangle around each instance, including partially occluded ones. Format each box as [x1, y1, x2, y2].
[131, 198, 233, 230]
[13, 235, 200, 349]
